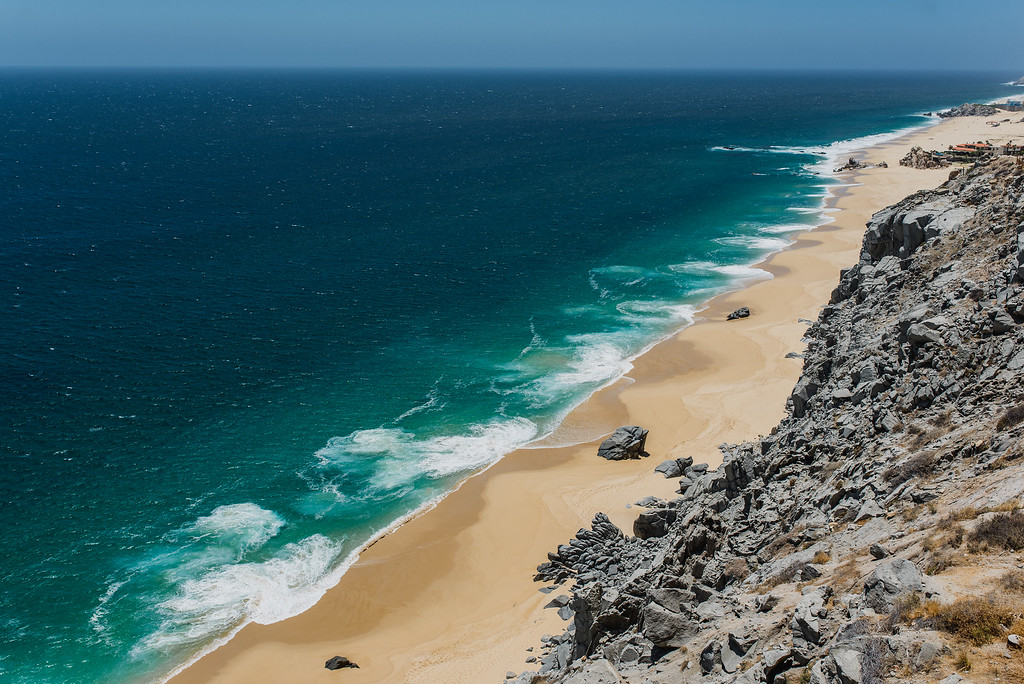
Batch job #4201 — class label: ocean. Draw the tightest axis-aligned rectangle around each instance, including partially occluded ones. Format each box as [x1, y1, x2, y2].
[0, 70, 1018, 683]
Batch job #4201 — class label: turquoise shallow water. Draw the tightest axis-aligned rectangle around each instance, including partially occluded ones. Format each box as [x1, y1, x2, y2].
[0, 70, 1019, 683]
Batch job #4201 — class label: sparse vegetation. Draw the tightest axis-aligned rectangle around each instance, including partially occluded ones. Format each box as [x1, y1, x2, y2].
[923, 549, 966, 575]
[954, 650, 972, 672]
[999, 569, 1024, 593]
[722, 558, 750, 583]
[997, 402, 1024, 431]
[885, 451, 936, 485]
[967, 510, 1024, 552]
[811, 550, 831, 564]
[860, 636, 892, 684]
[933, 597, 1018, 645]
[764, 527, 805, 558]
[762, 560, 812, 588]
[888, 592, 943, 629]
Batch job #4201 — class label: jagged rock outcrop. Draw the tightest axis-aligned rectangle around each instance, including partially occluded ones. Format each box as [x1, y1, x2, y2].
[937, 103, 1000, 118]
[513, 156, 1024, 683]
[899, 146, 949, 169]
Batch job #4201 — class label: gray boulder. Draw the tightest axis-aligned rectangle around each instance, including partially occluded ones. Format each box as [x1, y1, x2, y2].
[633, 508, 676, 539]
[654, 456, 692, 478]
[597, 426, 649, 460]
[727, 307, 751, 320]
[324, 656, 358, 670]
[642, 602, 699, 647]
[832, 648, 863, 684]
[863, 559, 923, 613]
[561, 659, 622, 684]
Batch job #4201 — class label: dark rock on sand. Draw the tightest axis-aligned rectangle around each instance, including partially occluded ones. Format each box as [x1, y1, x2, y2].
[727, 307, 751, 320]
[596, 426, 649, 460]
[325, 656, 359, 670]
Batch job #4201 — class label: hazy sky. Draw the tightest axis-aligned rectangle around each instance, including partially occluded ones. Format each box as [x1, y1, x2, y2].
[2, 0, 1023, 70]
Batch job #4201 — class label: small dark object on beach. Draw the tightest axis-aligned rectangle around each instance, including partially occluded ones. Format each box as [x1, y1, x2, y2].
[325, 656, 359, 670]
[727, 307, 750, 320]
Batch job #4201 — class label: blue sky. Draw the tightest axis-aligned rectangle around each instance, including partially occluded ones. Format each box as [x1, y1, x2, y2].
[2, 0, 1022, 70]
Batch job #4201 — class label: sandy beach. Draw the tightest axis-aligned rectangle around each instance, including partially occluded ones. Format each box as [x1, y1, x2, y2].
[170, 109, 1024, 684]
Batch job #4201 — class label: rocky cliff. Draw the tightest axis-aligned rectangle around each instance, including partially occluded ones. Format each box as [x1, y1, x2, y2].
[513, 156, 1024, 684]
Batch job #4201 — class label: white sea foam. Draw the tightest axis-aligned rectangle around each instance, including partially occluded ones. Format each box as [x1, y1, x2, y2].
[709, 145, 764, 153]
[316, 417, 539, 491]
[615, 300, 697, 320]
[757, 222, 817, 234]
[716, 235, 793, 251]
[394, 384, 447, 423]
[589, 264, 663, 290]
[713, 119, 938, 178]
[667, 260, 720, 276]
[89, 580, 127, 645]
[187, 503, 285, 552]
[137, 534, 344, 657]
[711, 263, 773, 282]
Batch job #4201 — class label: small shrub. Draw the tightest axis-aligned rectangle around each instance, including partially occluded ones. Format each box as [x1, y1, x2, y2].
[968, 510, 1024, 551]
[999, 569, 1024, 593]
[763, 561, 812, 588]
[812, 550, 832, 564]
[997, 403, 1024, 431]
[954, 650, 972, 672]
[885, 452, 936, 485]
[722, 558, 750, 583]
[924, 550, 965, 575]
[910, 429, 942, 450]
[940, 506, 981, 526]
[861, 636, 893, 684]
[765, 528, 803, 558]
[902, 505, 923, 521]
[934, 597, 1017, 645]
[888, 592, 942, 629]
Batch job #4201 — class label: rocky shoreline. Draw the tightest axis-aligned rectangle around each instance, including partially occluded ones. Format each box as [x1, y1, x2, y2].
[513, 156, 1024, 683]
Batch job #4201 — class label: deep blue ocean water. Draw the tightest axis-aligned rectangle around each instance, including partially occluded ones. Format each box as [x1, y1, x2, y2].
[0, 70, 1019, 683]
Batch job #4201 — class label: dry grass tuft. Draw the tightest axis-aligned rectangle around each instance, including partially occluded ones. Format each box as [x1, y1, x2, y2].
[885, 451, 936, 485]
[999, 569, 1024, 593]
[953, 650, 972, 672]
[933, 597, 1018, 645]
[722, 558, 750, 583]
[997, 403, 1024, 431]
[967, 510, 1024, 552]
[811, 550, 832, 565]
[924, 549, 967, 576]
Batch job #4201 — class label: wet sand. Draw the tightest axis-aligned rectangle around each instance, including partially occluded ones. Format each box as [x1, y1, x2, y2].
[170, 112, 1024, 684]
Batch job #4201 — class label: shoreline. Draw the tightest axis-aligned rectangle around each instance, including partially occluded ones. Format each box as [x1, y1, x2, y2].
[169, 110, 1024, 684]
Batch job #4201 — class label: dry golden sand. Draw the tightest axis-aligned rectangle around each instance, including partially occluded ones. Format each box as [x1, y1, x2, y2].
[170, 113, 1024, 684]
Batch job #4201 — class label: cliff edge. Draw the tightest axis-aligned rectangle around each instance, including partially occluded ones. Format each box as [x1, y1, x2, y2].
[515, 156, 1024, 684]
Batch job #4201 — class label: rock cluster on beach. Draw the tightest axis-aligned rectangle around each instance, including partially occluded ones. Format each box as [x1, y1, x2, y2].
[899, 146, 950, 170]
[513, 156, 1024, 683]
[937, 103, 1001, 118]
